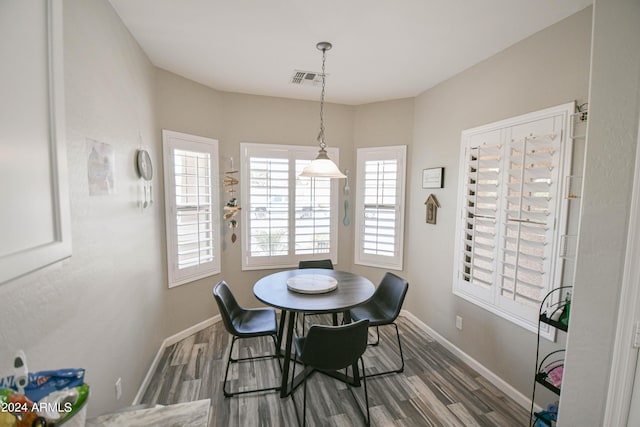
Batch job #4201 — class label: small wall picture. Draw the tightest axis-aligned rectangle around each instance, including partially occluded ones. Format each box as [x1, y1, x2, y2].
[425, 194, 440, 225]
[422, 167, 444, 189]
[87, 138, 115, 195]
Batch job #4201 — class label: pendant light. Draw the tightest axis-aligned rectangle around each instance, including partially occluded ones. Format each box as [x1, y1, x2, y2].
[299, 42, 346, 179]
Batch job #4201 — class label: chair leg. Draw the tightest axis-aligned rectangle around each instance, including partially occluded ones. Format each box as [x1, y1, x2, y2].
[290, 361, 306, 427]
[303, 368, 308, 427]
[361, 358, 370, 426]
[302, 314, 307, 336]
[393, 323, 405, 373]
[296, 313, 307, 337]
[345, 358, 370, 426]
[363, 323, 405, 378]
[223, 335, 281, 397]
[270, 335, 283, 372]
[370, 326, 381, 346]
[222, 336, 238, 397]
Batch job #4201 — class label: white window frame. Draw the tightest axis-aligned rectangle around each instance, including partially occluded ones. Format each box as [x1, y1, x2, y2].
[452, 102, 575, 338]
[163, 130, 221, 288]
[354, 145, 407, 271]
[240, 142, 340, 270]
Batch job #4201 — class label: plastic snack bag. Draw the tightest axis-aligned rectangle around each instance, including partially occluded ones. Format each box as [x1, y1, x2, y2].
[24, 369, 85, 403]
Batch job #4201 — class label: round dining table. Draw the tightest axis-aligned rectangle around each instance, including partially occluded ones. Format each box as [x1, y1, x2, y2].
[254, 269, 375, 397]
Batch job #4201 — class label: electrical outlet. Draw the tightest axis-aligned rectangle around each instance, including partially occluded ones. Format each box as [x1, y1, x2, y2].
[456, 315, 463, 331]
[115, 377, 122, 400]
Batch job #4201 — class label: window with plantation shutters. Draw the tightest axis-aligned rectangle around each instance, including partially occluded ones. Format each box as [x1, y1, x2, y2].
[454, 103, 575, 335]
[163, 130, 221, 288]
[354, 146, 407, 270]
[240, 143, 339, 270]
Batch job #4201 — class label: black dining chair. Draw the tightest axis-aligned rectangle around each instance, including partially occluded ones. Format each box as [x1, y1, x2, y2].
[348, 272, 409, 378]
[297, 259, 335, 334]
[298, 259, 334, 270]
[213, 280, 281, 397]
[291, 319, 371, 427]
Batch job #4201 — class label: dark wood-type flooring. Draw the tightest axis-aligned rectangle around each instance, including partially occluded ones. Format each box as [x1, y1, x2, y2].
[141, 315, 529, 426]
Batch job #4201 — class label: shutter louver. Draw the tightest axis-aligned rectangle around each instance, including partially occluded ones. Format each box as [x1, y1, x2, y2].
[248, 157, 289, 257]
[499, 134, 559, 307]
[174, 149, 215, 270]
[362, 159, 398, 257]
[461, 143, 501, 288]
[295, 160, 331, 254]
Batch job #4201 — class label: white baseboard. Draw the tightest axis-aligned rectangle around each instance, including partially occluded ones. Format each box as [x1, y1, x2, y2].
[133, 315, 221, 405]
[135, 310, 538, 414]
[400, 310, 538, 412]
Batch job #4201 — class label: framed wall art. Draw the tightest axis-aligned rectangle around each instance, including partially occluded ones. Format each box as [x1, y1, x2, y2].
[422, 167, 444, 189]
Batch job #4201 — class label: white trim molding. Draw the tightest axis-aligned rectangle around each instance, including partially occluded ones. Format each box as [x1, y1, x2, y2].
[0, 0, 72, 284]
[603, 113, 640, 426]
[162, 130, 221, 288]
[135, 310, 536, 413]
[400, 310, 539, 412]
[133, 315, 220, 405]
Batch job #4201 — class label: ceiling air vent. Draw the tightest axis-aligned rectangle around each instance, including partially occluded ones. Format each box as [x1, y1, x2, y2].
[290, 70, 323, 86]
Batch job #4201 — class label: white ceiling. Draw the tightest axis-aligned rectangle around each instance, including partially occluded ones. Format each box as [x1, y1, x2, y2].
[109, 0, 592, 105]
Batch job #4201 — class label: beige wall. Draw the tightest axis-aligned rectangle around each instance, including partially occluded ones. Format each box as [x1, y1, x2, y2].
[560, 0, 640, 424]
[350, 98, 415, 284]
[405, 6, 592, 401]
[155, 70, 355, 335]
[0, 0, 165, 417]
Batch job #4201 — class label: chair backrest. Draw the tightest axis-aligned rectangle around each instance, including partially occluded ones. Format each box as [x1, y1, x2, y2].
[373, 272, 409, 322]
[298, 259, 334, 269]
[299, 319, 370, 370]
[213, 281, 243, 336]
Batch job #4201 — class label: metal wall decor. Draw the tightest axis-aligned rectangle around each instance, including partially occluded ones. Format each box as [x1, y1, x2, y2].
[223, 158, 240, 242]
[136, 148, 153, 208]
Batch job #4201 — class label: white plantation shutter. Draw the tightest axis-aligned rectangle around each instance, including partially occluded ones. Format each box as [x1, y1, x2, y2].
[174, 149, 214, 268]
[355, 146, 407, 270]
[240, 143, 339, 270]
[498, 133, 560, 311]
[363, 160, 398, 257]
[295, 160, 331, 255]
[454, 103, 574, 334]
[163, 130, 221, 288]
[247, 156, 289, 257]
[461, 139, 501, 297]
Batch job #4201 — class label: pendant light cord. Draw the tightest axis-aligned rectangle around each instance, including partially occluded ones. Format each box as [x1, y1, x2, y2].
[318, 47, 327, 151]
